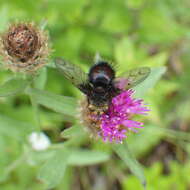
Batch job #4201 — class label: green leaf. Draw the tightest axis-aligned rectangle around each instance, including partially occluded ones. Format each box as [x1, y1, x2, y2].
[0, 115, 35, 140]
[115, 38, 135, 69]
[133, 67, 166, 98]
[61, 125, 85, 138]
[0, 6, 9, 32]
[27, 149, 55, 165]
[60, 126, 88, 146]
[0, 77, 29, 97]
[26, 88, 78, 117]
[126, 0, 146, 9]
[126, 126, 163, 158]
[68, 149, 110, 166]
[38, 149, 69, 189]
[33, 67, 47, 90]
[113, 142, 146, 188]
[150, 125, 190, 142]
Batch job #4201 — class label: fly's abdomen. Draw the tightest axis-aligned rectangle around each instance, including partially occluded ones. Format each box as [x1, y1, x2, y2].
[79, 97, 108, 137]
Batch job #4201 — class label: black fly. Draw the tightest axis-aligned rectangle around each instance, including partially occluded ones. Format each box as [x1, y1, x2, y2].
[55, 56, 150, 108]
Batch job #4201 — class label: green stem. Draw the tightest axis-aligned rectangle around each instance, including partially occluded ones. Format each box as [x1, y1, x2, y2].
[29, 88, 41, 132]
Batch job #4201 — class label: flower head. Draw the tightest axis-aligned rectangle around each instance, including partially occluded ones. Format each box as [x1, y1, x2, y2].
[99, 89, 149, 143]
[0, 22, 50, 72]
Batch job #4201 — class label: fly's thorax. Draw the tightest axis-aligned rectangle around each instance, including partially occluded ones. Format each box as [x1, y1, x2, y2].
[88, 81, 119, 107]
[87, 60, 116, 107]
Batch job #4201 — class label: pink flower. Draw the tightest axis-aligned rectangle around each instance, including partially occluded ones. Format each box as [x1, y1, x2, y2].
[100, 89, 149, 143]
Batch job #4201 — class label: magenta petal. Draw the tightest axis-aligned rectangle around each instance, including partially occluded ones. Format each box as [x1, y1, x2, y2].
[100, 90, 149, 143]
[122, 120, 143, 128]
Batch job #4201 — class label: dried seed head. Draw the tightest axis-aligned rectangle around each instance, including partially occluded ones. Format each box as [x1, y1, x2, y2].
[0, 22, 50, 72]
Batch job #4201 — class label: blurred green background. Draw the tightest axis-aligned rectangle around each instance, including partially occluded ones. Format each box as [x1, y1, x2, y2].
[0, 0, 190, 189]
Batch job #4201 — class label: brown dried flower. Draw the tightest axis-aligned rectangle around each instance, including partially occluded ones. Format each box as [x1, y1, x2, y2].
[0, 22, 50, 72]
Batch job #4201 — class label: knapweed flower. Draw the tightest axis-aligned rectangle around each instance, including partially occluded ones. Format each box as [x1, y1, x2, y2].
[28, 132, 51, 151]
[80, 89, 149, 143]
[99, 89, 149, 143]
[0, 22, 50, 72]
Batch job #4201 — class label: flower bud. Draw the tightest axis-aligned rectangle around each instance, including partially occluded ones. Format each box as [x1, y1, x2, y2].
[28, 132, 51, 151]
[0, 22, 50, 72]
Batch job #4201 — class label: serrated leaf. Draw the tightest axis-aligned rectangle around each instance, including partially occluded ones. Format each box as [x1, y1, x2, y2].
[68, 149, 110, 166]
[0, 77, 29, 97]
[27, 88, 77, 117]
[113, 142, 146, 188]
[38, 149, 69, 188]
[133, 67, 166, 98]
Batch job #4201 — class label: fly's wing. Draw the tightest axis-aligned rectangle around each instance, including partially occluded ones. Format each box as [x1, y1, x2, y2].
[114, 67, 151, 90]
[55, 58, 89, 93]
